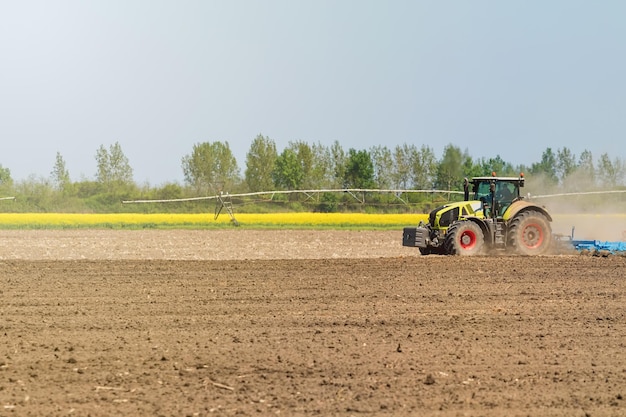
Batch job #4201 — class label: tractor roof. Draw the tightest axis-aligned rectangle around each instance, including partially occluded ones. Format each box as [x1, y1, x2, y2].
[471, 176, 523, 182]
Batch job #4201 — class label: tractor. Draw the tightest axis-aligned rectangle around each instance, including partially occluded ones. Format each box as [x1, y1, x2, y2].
[402, 173, 552, 255]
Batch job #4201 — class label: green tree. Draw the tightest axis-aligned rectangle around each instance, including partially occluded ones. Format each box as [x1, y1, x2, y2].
[597, 153, 624, 188]
[343, 149, 375, 189]
[109, 142, 133, 184]
[0, 164, 12, 189]
[330, 141, 347, 188]
[461, 149, 482, 179]
[288, 141, 315, 189]
[95, 145, 111, 185]
[245, 134, 277, 192]
[411, 145, 437, 190]
[392, 144, 413, 189]
[51, 151, 71, 191]
[529, 148, 558, 186]
[310, 142, 333, 188]
[370, 145, 394, 188]
[181, 141, 240, 193]
[576, 149, 596, 189]
[272, 148, 304, 190]
[556, 147, 576, 184]
[479, 155, 516, 177]
[95, 142, 133, 189]
[154, 182, 184, 200]
[272, 140, 329, 190]
[435, 144, 464, 190]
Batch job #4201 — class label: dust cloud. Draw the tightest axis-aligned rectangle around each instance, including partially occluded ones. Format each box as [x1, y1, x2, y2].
[523, 174, 626, 242]
[550, 213, 626, 242]
[541, 194, 626, 241]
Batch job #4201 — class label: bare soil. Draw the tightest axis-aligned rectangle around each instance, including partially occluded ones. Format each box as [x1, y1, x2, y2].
[1, 230, 625, 416]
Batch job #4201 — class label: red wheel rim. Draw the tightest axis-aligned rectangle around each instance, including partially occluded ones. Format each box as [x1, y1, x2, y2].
[459, 230, 477, 249]
[522, 223, 544, 248]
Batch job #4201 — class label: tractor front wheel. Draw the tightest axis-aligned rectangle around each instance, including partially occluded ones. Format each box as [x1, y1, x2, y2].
[507, 211, 552, 255]
[419, 246, 446, 255]
[419, 247, 435, 255]
[444, 221, 485, 256]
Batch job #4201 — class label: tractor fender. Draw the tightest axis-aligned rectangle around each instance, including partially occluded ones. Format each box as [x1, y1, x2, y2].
[503, 200, 553, 222]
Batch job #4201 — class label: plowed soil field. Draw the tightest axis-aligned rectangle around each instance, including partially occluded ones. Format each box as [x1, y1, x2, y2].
[1, 230, 625, 416]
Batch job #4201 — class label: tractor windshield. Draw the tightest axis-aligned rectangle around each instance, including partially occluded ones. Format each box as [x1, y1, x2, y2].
[473, 181, 493, 201]
[496, 182, 517, 201]
[473, 181, 518, 201]
[472, 180, 519, 216]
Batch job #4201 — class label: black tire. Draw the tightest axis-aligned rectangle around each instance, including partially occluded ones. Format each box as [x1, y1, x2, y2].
[419, 247, 433, 256]
[444, 221, 485, 256]
[507, 210, 552, 255]
[419, 246, 445, 255]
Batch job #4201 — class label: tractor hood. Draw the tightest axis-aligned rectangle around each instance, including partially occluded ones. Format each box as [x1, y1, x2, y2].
[429, 200, 485, 228]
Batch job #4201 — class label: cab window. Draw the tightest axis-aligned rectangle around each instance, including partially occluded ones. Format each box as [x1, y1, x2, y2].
[474, 182, 492, 200]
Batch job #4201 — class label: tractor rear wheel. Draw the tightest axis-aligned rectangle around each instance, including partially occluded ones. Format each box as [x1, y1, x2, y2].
[444, 221, 485, 256]
[507, 210, 551, 255]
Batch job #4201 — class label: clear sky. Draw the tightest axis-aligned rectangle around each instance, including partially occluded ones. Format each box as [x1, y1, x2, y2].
[1, 0, 625, 185]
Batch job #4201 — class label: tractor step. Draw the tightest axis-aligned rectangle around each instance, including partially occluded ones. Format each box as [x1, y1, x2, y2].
[494, 222, 506, 245]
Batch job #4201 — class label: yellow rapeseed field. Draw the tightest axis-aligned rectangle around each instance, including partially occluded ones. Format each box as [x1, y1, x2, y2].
[0, 213, 429, 229]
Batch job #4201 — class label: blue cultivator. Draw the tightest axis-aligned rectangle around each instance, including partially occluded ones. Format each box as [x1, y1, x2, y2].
[570, 240, 626, 253]
[556, 227, 626, 255]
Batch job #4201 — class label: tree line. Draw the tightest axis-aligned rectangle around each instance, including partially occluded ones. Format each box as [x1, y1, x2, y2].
[0, 135, 624, 213]
[181, 135, 626, 193]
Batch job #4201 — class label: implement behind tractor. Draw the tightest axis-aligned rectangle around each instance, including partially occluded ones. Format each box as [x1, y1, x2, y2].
[403, 173, 553, 256]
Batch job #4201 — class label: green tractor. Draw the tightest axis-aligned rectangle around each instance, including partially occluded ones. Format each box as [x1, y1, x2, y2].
[403, 174, 552, 256]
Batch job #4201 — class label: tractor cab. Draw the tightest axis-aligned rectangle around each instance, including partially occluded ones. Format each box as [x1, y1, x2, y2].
[465, 174, 524, 218]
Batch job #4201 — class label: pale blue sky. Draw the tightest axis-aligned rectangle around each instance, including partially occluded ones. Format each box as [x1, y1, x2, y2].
[1, 1, 625, 185]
